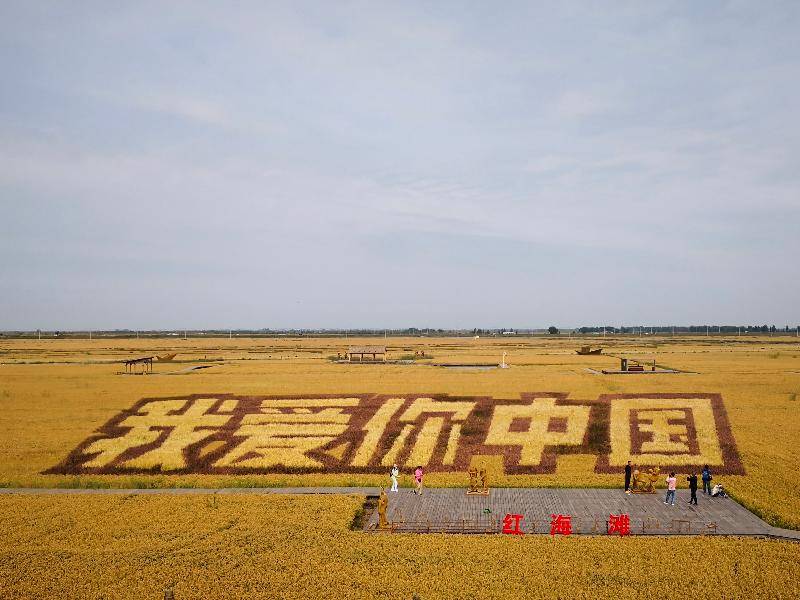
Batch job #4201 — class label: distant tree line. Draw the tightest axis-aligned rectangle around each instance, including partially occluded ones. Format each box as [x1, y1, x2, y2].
[3, 325, 798, 339]
[576, 325, 795, 334]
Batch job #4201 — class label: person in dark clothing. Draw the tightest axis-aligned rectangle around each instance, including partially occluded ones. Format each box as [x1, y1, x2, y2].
[701, 465, 712, 495]
[624, 461, 632, 494]
[687, 473, 698, 505]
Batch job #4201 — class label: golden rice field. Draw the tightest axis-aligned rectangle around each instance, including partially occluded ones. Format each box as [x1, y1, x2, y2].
[1, 335, 798, 527]
[0, 335, 799, 598]
[1, 493, 798, 599]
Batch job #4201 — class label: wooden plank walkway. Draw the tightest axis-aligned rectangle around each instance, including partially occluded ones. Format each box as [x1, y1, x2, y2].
[365, 488, 798, 539]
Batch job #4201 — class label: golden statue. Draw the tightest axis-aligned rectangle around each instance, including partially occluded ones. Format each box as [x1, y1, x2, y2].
[377, 488, 390, 529]
[468, 468, 480, 493]
[631, 466, 660, 494]
[467, 467, 489, 495]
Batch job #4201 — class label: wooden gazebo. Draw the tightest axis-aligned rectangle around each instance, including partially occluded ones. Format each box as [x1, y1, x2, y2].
[347, 345, 386, 362]
[123, 356, 154, 374]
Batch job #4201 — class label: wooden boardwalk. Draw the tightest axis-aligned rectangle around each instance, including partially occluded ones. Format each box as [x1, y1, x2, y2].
[365, 488, 794, 538]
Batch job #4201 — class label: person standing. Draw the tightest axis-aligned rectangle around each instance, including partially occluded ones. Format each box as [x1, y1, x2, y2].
[390, 464, 399, 492]
[664, 472, 677, 506]
[624, 461, 632, 494]
[687, 472, 698, 505]
[414, 465, 424, 495]
[701, 465, 712, 495]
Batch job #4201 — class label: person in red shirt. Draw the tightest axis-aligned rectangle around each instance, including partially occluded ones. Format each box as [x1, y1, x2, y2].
[414, 466, 424, 495]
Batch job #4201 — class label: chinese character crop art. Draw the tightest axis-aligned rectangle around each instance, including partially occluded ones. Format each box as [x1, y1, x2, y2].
[50, 392, 743, 477]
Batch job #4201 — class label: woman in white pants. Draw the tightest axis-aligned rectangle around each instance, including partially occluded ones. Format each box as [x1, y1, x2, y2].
[390, 464, 399, 492]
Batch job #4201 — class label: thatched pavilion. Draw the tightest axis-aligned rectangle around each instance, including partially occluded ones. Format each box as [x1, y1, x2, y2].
[347, 345, 386, 362]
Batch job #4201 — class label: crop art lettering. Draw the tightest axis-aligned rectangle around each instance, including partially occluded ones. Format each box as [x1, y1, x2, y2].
[607, 397, 724, 469]
[484, 398, 590, 466]
[216, 398, 358, 469]
[48, 393, 743, 475]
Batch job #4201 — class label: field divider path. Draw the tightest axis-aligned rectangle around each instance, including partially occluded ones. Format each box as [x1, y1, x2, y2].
[0, 486, 375, 495]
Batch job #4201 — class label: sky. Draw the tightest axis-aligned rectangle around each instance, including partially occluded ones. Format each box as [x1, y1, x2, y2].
[1, 2, 799, 330]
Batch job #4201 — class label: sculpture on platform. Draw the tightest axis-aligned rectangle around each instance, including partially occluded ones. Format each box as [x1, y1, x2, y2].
[467, 467, 489, 495]
[378, 488, 390, 529]
[468, 468, 479, 492]
[631, 466, 660, 494]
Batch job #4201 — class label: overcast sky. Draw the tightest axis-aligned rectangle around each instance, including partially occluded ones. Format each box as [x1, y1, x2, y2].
[1, 2, 798, 330]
